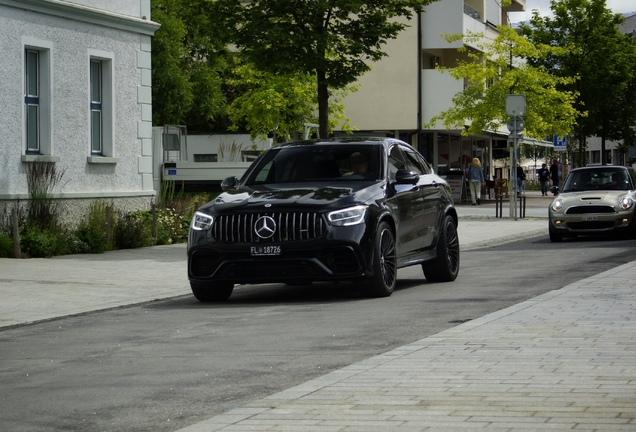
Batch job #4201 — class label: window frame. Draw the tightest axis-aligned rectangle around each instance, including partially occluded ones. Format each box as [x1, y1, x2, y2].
[87, 50, 114, 160]
[90, 59, 103, 155]
[22, 37, 53, 159]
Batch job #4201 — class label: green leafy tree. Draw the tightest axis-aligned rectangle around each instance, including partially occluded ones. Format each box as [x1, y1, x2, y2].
[522, 0, 636, 166]
[424, 26, 578, 140]
[151, 0, 229, 130]
[226, 58, 356, 141]
[215, 0, 434, 139]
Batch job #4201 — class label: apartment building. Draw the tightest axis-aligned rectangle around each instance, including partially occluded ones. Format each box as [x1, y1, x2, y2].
[0, 0, 159, 223]
[335, 0, 533, 179]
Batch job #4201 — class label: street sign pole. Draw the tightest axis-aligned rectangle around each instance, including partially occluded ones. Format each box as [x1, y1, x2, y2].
[506, 95, 526, 220]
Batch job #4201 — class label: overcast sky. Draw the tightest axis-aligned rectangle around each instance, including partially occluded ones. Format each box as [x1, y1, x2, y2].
[510, 0, 636, 23]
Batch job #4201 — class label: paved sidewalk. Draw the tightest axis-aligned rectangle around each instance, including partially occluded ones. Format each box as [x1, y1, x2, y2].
[0, 197, 549, 330]
[179, 261, 636, 431]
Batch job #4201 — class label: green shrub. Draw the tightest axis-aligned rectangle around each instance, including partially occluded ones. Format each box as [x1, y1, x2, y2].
[114, 210, 154, 249]
[0, 234, 13, 258]
[155, 207, 189, 245]
[74, 201, 116, 254]
[20, 228, 69, 258]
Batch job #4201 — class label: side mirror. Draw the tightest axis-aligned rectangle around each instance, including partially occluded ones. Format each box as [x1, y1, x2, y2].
[550, 185, 559, 195]
[221, 176, 239, 192]
[395, 169, 419, 185]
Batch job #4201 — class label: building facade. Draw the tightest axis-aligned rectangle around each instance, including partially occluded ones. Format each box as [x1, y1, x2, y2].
[333, 0, 564, 183]
[0, 0, 159, 224]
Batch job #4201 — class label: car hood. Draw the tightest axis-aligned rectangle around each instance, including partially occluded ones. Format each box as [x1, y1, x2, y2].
[202, 183, 385, 214]
[559, 190, 636, 202]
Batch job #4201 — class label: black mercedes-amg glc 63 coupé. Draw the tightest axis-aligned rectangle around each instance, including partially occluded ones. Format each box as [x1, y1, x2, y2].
[187, 138, 459, 301]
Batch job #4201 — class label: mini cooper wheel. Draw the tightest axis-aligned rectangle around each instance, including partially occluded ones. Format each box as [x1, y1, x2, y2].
[190, 282, 234, 302]
[358, 221, 397, 297]
[548, 223, 563, 243]
[422, 215, 459, 283]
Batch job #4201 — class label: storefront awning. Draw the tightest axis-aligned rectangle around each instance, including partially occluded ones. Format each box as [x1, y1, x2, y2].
[487, 130, 554, 148]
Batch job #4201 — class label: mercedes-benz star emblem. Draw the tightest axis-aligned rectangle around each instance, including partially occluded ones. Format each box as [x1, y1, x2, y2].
[254, 216, 276, 239]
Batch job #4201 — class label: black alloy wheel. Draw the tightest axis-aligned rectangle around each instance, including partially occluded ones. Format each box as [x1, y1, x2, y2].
[422, 215, 459, 282]
[358, 221, 397, 297]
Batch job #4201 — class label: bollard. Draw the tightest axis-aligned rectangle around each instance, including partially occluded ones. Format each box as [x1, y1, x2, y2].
[518, 195, 526, 219]
[495, 195, 503, 218]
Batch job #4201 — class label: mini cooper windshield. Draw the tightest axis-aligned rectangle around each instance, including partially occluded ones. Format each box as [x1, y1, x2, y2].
[562, 168, 634, 192]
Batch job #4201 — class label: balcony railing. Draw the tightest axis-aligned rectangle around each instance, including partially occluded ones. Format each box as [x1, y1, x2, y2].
[464, 3, 482, 20]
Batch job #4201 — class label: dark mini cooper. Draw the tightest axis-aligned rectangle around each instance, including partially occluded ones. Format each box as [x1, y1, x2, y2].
[187, 138, 459, 301]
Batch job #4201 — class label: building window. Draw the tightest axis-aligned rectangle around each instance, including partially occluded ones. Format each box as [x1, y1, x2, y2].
[591, 150, 600, 164]
[22, 37, 53, 159]
[88, 50, 113, 158]
[90, 60, 103, 154]
[25, 50, 40, 153]
[421, 51, 439, 70]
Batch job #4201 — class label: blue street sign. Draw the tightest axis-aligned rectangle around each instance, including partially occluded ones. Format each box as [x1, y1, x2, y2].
[553, 135, 567, 152]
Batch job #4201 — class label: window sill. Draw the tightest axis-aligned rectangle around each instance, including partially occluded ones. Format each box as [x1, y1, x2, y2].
[87, 156, 120, 164]
[22, 155, 61, 163]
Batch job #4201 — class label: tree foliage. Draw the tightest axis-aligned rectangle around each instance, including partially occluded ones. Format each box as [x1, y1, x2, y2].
[226, 59, 356, 141]
[215, 0, 434, 138]
[425, 26, 579, 140]
[521, 0, 636, 165]
[151, 0, 229, 130]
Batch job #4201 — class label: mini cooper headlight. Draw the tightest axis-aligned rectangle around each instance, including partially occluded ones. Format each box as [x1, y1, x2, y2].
[327, 205, 368, 227]
[551, 198, 565, 212]
[619, 196, 634, 210]
[191, 211, 214, 230]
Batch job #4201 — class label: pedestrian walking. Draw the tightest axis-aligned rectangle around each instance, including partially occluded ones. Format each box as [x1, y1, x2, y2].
[538, 163, 550, 196]
[550, 160, 560, 194]
[516, 164, 526, 196]
[465, 158, 485, 205]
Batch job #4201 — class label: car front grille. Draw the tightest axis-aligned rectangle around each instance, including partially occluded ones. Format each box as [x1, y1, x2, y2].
[212, 212, 326, 243]
[565, 205, 616, 215]
[567, 221, 615, 230]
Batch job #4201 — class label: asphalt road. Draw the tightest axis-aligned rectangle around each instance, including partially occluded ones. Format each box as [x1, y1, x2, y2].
[1, 234, 636, 432]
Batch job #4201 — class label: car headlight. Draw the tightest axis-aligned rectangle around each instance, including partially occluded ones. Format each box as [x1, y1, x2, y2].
[551, 198, 565, 212]
[619, 196, 634, 210]
[327, 205, 368, 227]
[191, 211, 214, 230]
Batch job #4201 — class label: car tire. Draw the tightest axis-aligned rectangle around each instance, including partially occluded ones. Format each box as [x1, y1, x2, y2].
[357, 221, 397, 297]
[422, 215, 460, 283]
[190, 282, 234, 302]
[548, 223, 563, 243]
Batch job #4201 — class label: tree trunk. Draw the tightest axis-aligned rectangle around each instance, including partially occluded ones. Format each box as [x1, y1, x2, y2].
[317, 70, 329, 139]
[578, 130, 587, 167]
[601, 134, 606, 165]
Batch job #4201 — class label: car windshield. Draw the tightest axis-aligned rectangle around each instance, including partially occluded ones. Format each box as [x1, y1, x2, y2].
[562, 168, 633, 192]
[243, 144, 382, 186]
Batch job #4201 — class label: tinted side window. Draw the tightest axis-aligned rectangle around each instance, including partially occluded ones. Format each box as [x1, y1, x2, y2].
[388, 145, 407, 181]
[400, 145, 424, 175]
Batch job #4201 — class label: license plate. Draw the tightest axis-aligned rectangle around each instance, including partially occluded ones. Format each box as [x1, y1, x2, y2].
[250, 245, 281, 256]
[581, 216, 599, 221]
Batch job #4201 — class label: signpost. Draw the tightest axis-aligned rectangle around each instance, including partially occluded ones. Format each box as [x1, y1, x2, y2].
[506, 95, 526, 220]
[553, 135, 567, 152]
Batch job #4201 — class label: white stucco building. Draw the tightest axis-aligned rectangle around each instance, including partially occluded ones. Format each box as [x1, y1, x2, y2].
[0, 0, 159, 223]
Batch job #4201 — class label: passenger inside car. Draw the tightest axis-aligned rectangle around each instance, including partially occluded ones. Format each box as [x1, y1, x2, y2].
[342, 152, 369, 179]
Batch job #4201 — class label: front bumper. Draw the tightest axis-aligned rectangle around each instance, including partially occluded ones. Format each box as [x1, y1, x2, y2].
[189, 242, 369, 284]
[549, 211, 634, 233]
